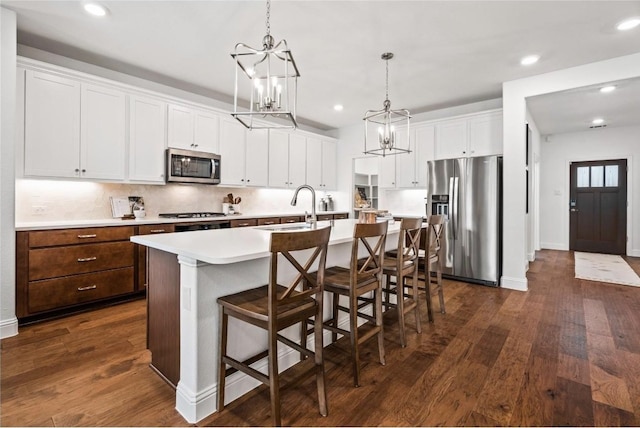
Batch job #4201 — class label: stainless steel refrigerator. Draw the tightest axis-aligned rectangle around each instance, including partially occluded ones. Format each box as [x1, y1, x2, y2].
[426, 155, 502, 286]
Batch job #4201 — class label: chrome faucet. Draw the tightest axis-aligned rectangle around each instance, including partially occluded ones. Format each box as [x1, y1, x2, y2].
[290, 184, 317, 225]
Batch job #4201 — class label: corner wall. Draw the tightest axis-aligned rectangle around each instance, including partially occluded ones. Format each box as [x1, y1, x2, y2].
[1, 7, 18, 338]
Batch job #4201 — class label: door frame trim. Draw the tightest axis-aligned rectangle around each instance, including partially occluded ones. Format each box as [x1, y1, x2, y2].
[562, 154, 633, 255]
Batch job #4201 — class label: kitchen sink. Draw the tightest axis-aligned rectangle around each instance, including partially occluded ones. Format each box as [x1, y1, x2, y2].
[259, 223, 313, 231]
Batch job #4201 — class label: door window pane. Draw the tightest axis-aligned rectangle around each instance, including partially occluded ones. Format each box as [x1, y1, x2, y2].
[591, 166, 604, 187]
[605, 165, 619, 187]
[577, 167, 590, 188]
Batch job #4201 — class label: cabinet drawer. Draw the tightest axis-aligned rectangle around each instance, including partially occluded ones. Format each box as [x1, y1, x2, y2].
[317, 214, 333, 221]
[280, 216, 303, 224]
[29, 241, 134, 281]
[257, 217, 280, 226]
[333, 213, 348, 220]
[28, 267, 135, 313]
[230, 219, 258, 228]
[137, 224, 176, 235]
[29, 226, 134, 248]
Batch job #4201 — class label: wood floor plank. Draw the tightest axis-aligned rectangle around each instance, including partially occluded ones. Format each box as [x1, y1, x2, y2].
[2, 250, 640, 427]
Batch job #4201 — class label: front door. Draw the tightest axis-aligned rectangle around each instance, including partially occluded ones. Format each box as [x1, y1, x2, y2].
[569, 159, 627, 254]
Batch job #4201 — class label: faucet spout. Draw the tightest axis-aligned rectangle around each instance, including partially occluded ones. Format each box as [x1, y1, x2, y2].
[290, 184, 317, 224]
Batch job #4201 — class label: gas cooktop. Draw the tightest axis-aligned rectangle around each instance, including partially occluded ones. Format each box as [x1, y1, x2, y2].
[158, 212, 226, 219]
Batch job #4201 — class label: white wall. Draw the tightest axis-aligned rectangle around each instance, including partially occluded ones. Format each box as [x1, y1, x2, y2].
[502, 52, 640, 291]
[1, 7, 18, 338]
[539, 125, 639, 256]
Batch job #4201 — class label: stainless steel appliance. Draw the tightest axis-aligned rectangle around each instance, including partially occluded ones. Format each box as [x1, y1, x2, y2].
[166, 148, 221, 184]
[159, 212, 230, 231]
[427, 155, 502, 286]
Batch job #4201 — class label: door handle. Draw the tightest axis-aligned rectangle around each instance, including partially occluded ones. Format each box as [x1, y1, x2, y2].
[570, 208, 579, 212]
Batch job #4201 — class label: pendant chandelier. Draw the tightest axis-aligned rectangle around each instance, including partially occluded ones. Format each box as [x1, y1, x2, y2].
[363, 52, 411, 157]
[231, 0, 300, 130]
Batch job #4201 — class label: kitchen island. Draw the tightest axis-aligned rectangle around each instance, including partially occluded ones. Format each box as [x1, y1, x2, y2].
[131, 219, 402, 423]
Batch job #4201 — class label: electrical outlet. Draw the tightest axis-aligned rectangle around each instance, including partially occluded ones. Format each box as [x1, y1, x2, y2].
[32, 205, 47, 215]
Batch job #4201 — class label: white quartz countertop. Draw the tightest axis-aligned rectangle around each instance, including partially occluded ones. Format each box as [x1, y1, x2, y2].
[130, 219, 401, 265]
[15, 211, 348, 231]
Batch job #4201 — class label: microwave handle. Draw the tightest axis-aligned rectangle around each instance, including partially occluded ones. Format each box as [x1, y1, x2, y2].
[212, 159, 216, 178]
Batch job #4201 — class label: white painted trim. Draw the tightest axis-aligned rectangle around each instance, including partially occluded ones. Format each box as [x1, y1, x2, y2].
[501, 276, 528, 291]
[629, 249, 640, 257]
[0, 317, 18, 339]
[528, 252, 535, 262]
[540, 242, 567, 251]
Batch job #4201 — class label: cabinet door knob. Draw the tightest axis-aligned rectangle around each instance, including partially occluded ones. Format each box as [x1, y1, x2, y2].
[81, 169, 86, 173]
[75, 168, 80, 173]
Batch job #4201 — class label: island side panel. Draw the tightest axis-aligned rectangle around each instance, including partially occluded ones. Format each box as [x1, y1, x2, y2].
[147, 248, 180, 387]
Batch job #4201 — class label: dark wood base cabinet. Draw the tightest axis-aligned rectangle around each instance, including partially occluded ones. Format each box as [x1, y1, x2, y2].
[16, 226, 143, 324]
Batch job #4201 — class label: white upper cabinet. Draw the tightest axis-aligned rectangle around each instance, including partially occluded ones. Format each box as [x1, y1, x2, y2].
[288, 134, 307, 188]
[24, 70, 126, 181]
[378, 154, 397, 188]
[434, 110, 503, 160]
[24, 70, 81, 178]
[435, 118, 468, 160]
[467, 110, 503, 157]
[414, 124, 435, 186]
[305, 137, 337, 190]
[219, 118, 246, 186]
[168, 103, 219, 153]
[80, 83, 126, 180]
[245, 129, 269, 187]
[129, 95, 167, 183]
[387, 124, 435, 188]
[394, 128, 414, 188]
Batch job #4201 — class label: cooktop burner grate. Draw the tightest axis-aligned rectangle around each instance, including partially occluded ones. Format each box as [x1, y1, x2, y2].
[158, 212, 226, 219]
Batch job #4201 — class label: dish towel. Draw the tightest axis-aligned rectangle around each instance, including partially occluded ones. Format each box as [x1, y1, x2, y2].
[574, 251, 640, 287]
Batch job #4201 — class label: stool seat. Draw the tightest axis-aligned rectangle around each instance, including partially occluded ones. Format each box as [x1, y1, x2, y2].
[218, 285, 317, 324]
[323, 266, 378, 291]
[381, 257, 415, 272]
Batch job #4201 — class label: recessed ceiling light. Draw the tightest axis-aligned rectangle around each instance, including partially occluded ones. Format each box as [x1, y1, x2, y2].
[600, 85, 616, 93]
[520, 55, 540, 66]
[83, 3, 108, 17]
[592, 118, 605, 125]
[617, 18, 640, 31]
[333, 104, 344, 111]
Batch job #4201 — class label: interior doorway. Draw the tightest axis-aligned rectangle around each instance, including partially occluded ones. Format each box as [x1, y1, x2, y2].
[569, 159, 627, 255]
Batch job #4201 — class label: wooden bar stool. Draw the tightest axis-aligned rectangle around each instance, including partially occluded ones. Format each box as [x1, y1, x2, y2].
[421, 215, 446, 322]
[216, 226, 331, 426]
[381, 217, 422, 347]
[319, 221, 388, 387]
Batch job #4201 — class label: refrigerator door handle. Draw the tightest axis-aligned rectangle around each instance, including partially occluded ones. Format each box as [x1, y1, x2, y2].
[450, 176, 458, 239]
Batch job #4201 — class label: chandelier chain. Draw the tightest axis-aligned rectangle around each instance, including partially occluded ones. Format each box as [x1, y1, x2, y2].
[265, 0, 271, 36]
[385, 58, 389, 101]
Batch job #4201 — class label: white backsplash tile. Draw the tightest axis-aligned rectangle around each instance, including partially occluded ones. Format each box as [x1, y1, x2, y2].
[16, 179, 344, 222]
[381, 188, 428, 217]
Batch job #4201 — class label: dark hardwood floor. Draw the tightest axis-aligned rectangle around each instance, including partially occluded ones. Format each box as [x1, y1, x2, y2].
[2, 249, 640, 426]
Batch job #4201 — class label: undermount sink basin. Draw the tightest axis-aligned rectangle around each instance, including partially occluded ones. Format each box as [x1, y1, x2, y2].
[259, 223, 313, 232]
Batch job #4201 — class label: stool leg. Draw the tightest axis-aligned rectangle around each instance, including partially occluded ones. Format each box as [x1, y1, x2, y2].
[412, 266, 421, 333]
[425, 261, 435, 323]
[396, 274, 406, 348]
[217, 307, 228, 412]
[314, 304, 328, 417]
[437, 260, 445, 314]
[268, 322, 281, 426]
[299, 320, 307, 362]
[331, 292, 339, 343]
[375, 281, 385, 366]
[349, 290, 361, 387]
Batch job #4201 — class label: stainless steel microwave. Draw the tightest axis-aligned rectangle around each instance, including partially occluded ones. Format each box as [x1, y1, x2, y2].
[166, 148, 221, 184]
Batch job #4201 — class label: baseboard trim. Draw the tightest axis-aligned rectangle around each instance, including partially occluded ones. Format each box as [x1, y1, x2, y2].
[628, 249, 640, 257]
[0, 317, 18, 339]
[500, 276, 528, 292]
[540, 242, 566, 251]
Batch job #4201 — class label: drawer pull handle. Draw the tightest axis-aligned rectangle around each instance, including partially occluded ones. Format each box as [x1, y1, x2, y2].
[77, 285, 97, 291]
[264, 221, 275, 225]
[150, 229, 166, 233]
[238, 223, 250, 227]
[77, 257, 97, 262]
[77, 234, 97, 239]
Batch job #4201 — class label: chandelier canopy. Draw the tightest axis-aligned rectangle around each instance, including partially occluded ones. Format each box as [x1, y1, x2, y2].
[231, 0, 300, 130]
[363, 52, 411, 157]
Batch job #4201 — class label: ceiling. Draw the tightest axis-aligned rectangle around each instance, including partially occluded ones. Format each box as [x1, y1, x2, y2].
[3, 1, 640, 131]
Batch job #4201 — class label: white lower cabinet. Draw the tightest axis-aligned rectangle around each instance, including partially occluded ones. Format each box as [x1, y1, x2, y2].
[24, 70, 126, 180]
[129, 95, 167, 183]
